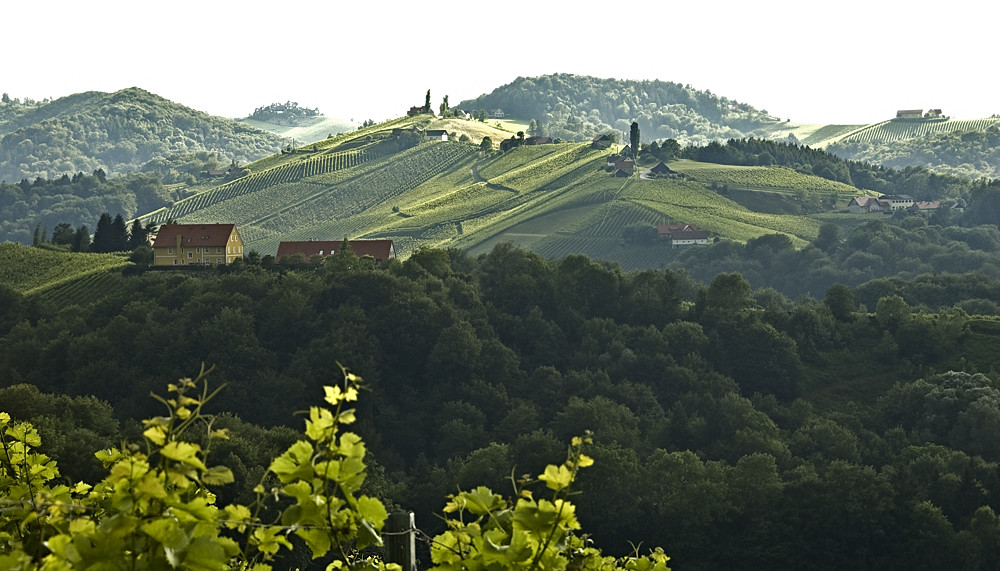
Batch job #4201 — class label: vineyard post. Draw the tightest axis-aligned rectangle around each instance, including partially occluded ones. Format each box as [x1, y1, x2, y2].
[384, 511, 417, 571]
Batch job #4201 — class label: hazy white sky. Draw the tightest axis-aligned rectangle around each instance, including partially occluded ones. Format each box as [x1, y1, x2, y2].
[4, 0, 997, 126]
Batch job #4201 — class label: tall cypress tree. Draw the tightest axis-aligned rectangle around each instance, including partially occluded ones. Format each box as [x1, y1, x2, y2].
[630, 122, 640, 160]
[111, 214, 129, 252]
[128, 219, 146, 250]
[92, 213, 113, 253]
[72, 225, 91, 252]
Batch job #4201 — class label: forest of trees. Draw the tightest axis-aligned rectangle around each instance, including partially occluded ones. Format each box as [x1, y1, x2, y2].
[457, 74, 775, 145]
[4, 242, 1000, 568]
[667, 213, 1000, 302]
[0, 88, 284, 182]
[0, 170, 180, 244]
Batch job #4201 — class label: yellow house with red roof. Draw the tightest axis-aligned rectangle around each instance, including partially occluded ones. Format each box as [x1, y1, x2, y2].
[152, 223, 244, 266]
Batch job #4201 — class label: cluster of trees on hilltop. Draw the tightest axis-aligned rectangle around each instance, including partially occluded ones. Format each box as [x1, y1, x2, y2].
[683, 137, 973, 199]
[0, 170, 180, 244]
[4, 245, 1000, 568]
[0, 92, 52, 126]
[458, 73, 775, 145]
[0, 88, 285, 182]
[246, 101, 321, 125]
[828, 125, 1000, 180]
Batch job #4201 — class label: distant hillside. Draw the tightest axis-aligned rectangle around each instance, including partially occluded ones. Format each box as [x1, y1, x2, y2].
[827, 121, 1000, 180]
[456, 73, 779, 146]
[0, 88, 286, 182]
[131, 114, 878, 269]
[238, 116, 358, 146]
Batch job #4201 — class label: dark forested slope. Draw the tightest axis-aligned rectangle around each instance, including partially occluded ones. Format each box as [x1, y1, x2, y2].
[0, 88, 285, 182]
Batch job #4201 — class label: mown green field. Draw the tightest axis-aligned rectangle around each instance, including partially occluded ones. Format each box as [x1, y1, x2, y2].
[0, 243, 130, 295]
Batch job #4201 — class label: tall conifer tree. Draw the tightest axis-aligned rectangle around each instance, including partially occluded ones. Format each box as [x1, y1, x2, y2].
[111, 214, 129, 252]
[92, 213, 113, 253]
[630, 122, 640, 159]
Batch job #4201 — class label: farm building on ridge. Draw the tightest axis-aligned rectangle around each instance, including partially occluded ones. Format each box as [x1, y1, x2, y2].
[657, 224, 709, 247]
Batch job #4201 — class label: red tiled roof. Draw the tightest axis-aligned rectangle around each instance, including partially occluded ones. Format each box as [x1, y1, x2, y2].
[275, 240, 395, 262]
[850, 196, 880, 207]
[657, 224, 699, 236]
[152, 224, 237, 248]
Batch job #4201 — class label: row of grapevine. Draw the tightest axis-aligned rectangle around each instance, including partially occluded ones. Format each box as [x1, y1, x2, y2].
[0, 243, 129, 294]
[674, 165, 855, 193]
[147, 149, 378, 223]
[843, 118, 1000, 144]
[245, 143, 477, 235]
[40, 270, 124, 308]
[575, 203, 665, 238]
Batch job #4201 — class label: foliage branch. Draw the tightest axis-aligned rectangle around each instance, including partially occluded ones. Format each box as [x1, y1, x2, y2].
[429, 433, 670, 570]
[1, 366, 670, 570]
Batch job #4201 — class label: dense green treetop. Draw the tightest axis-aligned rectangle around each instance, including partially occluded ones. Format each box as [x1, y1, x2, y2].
[4, 243, 1000, 567]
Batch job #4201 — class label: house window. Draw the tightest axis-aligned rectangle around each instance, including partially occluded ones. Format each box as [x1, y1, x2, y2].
[168, 247, 173, 254]
[173, 259, 177, 265]
[216, 258, 222, 264]
[217, 247, 222, 253]
[188, 252, 193, 258]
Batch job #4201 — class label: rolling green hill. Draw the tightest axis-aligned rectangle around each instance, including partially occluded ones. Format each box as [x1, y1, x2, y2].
[238, 115, 357, 146]
[0, 88, 286, 182]
[131, 116, 862, 269]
